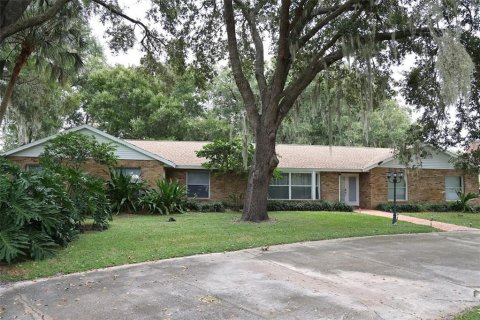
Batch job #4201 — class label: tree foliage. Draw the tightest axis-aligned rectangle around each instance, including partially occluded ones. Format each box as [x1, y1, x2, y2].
[0, 158, 78, 263]
[196, 139, 254, 175]
[40, 132, 117, 170]
[66, 62, 231, 141]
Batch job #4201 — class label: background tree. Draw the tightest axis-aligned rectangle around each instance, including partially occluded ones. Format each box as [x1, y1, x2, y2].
[0, 0, 89, 127]
[66, 61, 231, 140]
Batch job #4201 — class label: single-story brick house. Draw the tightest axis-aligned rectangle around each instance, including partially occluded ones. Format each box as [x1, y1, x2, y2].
[2, 125, 478, 209]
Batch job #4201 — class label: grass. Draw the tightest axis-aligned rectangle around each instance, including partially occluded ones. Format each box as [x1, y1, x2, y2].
[0, 211, 435, 282]
[455, 306, 480, 320]
[401, 212, 480, 229]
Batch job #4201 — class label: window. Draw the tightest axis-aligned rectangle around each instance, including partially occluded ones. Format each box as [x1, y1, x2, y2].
[115, 167, 142, 183]
[445, 176, 463, 201]
[388, 176, 407, 201]
[268, 173, 289, 200]
[268, 172, 318, 200]
[26, 164, 43, 172]
[291, 173, 312, 200]
[187, 170, 210, 198]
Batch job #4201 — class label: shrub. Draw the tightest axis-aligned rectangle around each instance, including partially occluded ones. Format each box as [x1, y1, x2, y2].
[224, 192, 244, 211]
[375, 201, 470, 213]
[108, 169, 146, 213]
[186, 201, 226, 212]
[456, 192, 479, 212]
[58, 168, 112, 230]
[139, 179, 187, 214]
[267, 200, 353, 212]
[0, 159, 79, 263]
[39, 132, 116, 229]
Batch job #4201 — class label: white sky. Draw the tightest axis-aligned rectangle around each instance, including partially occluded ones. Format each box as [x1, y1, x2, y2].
[89, 0, 150, 66]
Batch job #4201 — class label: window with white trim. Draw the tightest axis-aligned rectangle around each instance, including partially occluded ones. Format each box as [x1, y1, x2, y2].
[187, 170, 210, 198]
[291, 173, 312, 200]
[445, 176, 463, 201]
[388, 177, 407, 201]
[268, 172, 319, 200]
[268, 173, 289, 200]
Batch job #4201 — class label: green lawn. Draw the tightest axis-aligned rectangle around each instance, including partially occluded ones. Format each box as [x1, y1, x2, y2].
[401, 212, 480, 229]
[0, 211, 435, 282]
[455, 306, 480, 320]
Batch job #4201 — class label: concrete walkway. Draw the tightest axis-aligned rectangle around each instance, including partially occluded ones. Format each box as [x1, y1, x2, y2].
[355, 209, 479, 232]
[1, 232, 480, 319]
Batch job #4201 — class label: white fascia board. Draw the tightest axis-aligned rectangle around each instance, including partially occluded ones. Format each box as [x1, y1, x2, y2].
[362, 156, 398, 172]
[1, 125, 87, 156]
[81, 126, 176, 167]
[175, 165, 206, 170]
[2, 125, 176, 168]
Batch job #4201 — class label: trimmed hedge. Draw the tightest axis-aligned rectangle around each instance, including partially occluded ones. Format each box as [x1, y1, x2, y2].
[375, 202, 480, 213]
[186, 201, 226, 212]
[185, 200, 353, 213]
[267, 200, 353, 212]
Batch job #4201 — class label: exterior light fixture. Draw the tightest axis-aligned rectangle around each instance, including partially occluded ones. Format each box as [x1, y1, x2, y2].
[386, 169, 404, 225]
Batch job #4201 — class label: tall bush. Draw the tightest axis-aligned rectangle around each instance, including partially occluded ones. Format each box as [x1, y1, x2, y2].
[0, 159, 79, 263]
[40, 132, 117, 229]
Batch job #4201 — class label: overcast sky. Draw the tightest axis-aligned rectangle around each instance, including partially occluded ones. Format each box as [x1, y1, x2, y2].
[89, 0, 150, 66]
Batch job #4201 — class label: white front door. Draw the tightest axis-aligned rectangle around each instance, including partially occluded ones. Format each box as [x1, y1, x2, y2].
[339, 174, 359, 206]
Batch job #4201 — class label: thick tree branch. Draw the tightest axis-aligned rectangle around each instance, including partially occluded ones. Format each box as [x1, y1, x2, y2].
[0, 0, 32, 29]
[234, 0, 268, 107]
[290, 0, 314, 32]
[0, 0, 70, 44]
[269, 0, 292, 111]
[297, 0, 361, 49]
[278, 27, 436, 124]
[91, 0, 165, 49]
[224, 0, 259, 130]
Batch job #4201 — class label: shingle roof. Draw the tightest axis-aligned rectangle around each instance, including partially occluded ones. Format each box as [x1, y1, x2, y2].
[126, 140, 394, 171]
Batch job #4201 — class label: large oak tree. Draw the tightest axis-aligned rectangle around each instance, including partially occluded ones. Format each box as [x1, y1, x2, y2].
[154, 0, 478, 221]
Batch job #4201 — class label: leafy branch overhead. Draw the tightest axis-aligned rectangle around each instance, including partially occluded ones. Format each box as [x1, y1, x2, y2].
[196, 139, 254, 175]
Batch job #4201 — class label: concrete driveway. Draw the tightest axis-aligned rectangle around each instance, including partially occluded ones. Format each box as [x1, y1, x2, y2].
[1, 231, 479, 320]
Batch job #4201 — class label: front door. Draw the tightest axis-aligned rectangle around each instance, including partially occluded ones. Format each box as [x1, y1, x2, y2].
[339, 174, 359, 206]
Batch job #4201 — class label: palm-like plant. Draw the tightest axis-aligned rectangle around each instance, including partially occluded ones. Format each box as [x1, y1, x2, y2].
[0, 1, 89, 127]
[456, 192, 479, 213]
[139, 179, 187, 215]
[108, 170, 146, 214]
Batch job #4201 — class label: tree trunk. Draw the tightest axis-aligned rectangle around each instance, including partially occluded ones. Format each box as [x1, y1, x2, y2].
[242, 124, 279, 222]
[0, 42, 34, 128]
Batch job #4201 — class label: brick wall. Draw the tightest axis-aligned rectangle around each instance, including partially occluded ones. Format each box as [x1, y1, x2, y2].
[367, 167, 479, 208]
[8, 156, 164, 187]
[359, 172, 371, 208]
[166, 168, 247, 201]
[320, 172, 339, 202]
[8, 156, 479, 207]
